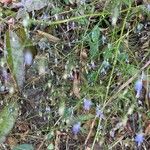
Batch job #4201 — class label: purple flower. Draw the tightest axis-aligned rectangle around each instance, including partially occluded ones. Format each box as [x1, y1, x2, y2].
[72, 122, 81, 135]
[134, 80, 143, 98]
[135, 133, 144, 146]
[96, 107, 104, 119]
[83, 98, 92, 111]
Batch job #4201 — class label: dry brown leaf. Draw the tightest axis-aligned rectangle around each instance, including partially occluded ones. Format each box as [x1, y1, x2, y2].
[85, 147, 91, 150]
[124, 121, 133, 136]
[73, 69, 80, 98]
[80, 49, 88, 61]
[1, 0, 12, 4]
[18, 130, 29, 141]
[16, 121, 30, 141]
[145, 123, 150, 135]
[17, 121, 29, 133]
[54, 131, 61, 150]
[85, 142, 102, 150]
[6, 136, 18, 149]
[37, 30, 60, 43]
[80, 49, 88, 68]
[142, 76, 150, 107]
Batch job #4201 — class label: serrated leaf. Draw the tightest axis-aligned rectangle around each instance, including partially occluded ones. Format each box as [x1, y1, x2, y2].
[5, 30, 25, 90]
[13, 144, 34, 150]
[0, 101, 19, 143]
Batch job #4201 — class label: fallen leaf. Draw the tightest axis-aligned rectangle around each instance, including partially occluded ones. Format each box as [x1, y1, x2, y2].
[37, 30, 60, 43]
[72, 69, 80, 99]
[6, 136, 18, 149]
[124, 121, 133, 136]
[85, 147, 90, 150]
[80, 49, 88, 60]
[1, 0, 12, 4]
[80, 49, 88, 66]
[7, 18, 15, 24]
[17, 121, 29, 133]
[145, 123, 150, 135]
[85, 142, 102, 150]
[19, 130, 29, 141]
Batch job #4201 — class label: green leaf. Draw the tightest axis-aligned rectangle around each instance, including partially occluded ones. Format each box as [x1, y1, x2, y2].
[5, 28, 36, 90]
[15, 28, 37, 60]
[87, 71, 97, 83]
[89, 25, 100, 58]
[76, 114, 94, 122]
[89, 42, 99, 58]
[0, 101, 19, 143]
[5, 31, 14, 71]
[91, 25, 100, 43]
[47, 144, 54, 150]
[122, 0, 133, 5]
[5, 30, 25, 90]
[78, 18, 89, 26]
[63, 0, 69, 4]
[15, 28, 28, 46]
[103, 45, 115, 60]
[13, 144, 34, 150]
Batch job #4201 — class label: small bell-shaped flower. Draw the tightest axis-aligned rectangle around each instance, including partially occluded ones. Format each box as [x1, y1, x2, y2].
[83, 98, 92, 111]
[72, 122, 81, 135]
[134, 80, 143, 98]
[135, 133, 144, 146]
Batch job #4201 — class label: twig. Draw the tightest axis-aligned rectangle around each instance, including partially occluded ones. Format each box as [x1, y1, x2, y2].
[84, 117, 96, 146]
[55, 131, 60, 150]
[37, 140, 45, 150]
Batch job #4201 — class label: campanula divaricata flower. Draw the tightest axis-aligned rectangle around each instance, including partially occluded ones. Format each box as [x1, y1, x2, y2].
[96, 107, 104, 119]
[135, 133, 144, 146]
[72, 122, 81, 135]
[134, 80, 143, 98]
[83, 98, 92, 111]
